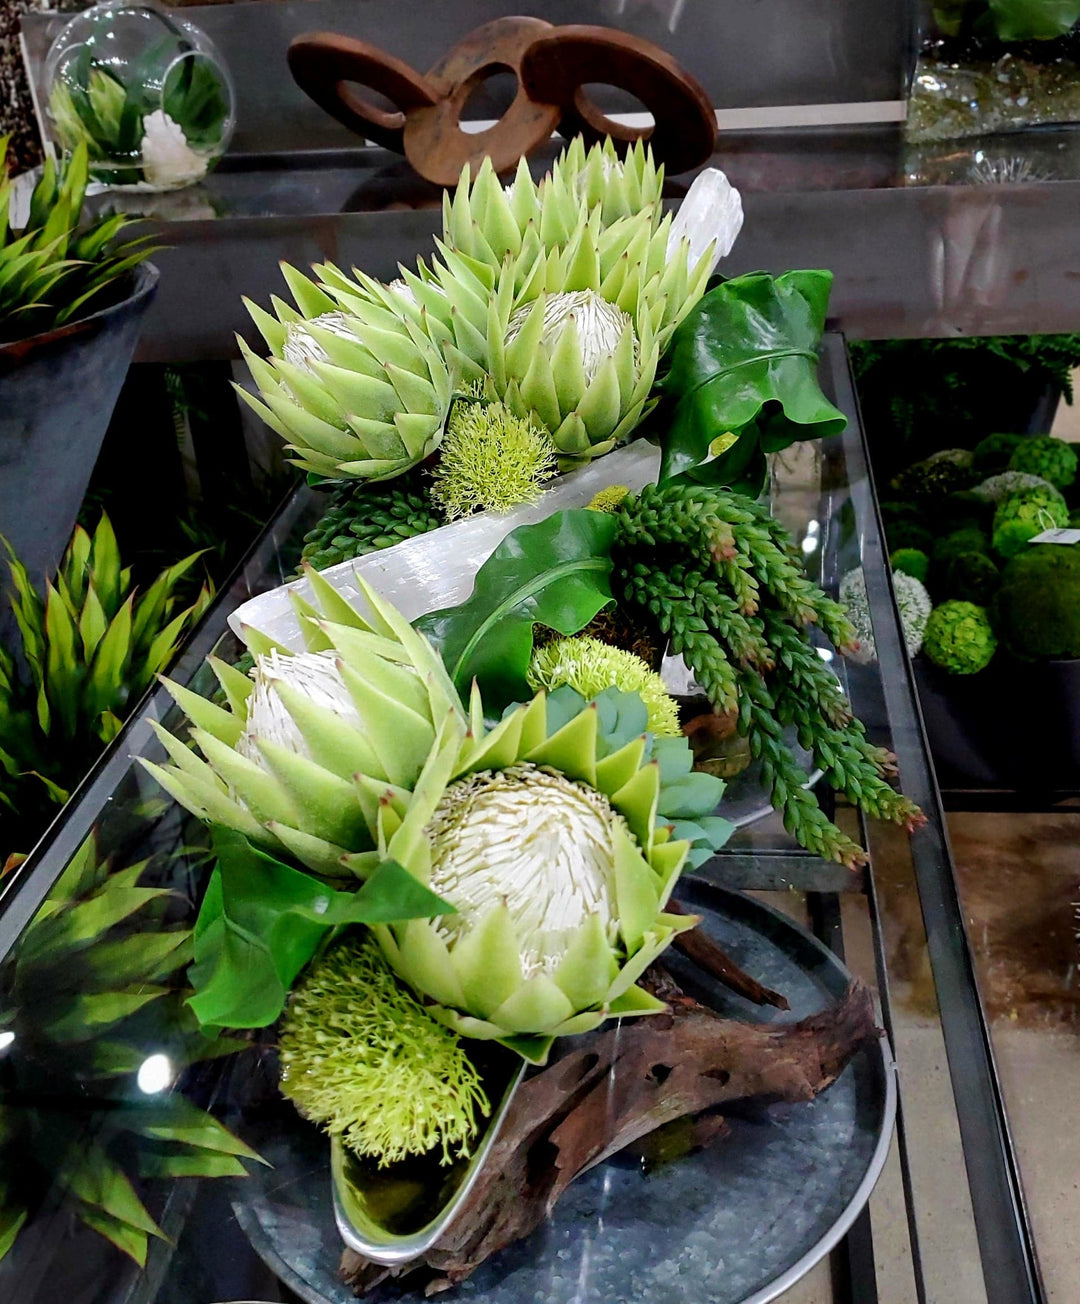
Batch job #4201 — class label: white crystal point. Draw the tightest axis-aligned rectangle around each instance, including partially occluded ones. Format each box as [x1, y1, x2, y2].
[668, 167, 744, 273]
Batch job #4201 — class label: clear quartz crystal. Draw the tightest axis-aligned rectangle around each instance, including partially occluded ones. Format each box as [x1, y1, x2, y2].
[282, 312, 359, 370]
[668, 167, 744, 272]
[426, 764, 624, 977]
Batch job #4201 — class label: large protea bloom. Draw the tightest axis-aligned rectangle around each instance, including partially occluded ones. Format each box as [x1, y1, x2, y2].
[143, 573, 697, 1060]
[237, 264, 453, 482]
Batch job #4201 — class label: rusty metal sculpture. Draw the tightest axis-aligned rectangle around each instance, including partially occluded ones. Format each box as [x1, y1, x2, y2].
[288, 17, 717, 186]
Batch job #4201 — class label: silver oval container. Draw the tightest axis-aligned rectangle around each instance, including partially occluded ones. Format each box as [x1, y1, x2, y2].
[331, 1054, 526, 1266]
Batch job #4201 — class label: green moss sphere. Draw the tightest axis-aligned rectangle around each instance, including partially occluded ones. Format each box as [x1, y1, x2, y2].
[890, 547, 930, 583]
[940, 550, 1001, 606]
[932, 527, 989, 565]
[892, 458, 975, 503]
[1007, 435, 1078, 490]
[972, 432, 1025, 476]
[922, 601, 997, 675]
[992, 485, 1069, 558]
[994, 544, 1080, 660]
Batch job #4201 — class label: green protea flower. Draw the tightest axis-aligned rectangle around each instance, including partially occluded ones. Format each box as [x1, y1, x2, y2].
[145, 575, 700, 1062]
[237, 265, 453, 482]
[139, 567, 466, 879]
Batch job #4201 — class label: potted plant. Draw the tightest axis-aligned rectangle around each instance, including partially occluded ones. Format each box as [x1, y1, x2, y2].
[0, 139, 157, 589]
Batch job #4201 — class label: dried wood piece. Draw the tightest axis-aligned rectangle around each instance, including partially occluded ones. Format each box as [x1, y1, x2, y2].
[667, 899, 790, 1010]
[341, 977, 878, 1295]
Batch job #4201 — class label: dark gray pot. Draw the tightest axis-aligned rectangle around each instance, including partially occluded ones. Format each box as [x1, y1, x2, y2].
[0, 262, 159, 589]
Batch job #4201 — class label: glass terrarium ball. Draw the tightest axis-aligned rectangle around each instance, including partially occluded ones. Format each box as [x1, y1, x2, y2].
[43, 1, 235, 191]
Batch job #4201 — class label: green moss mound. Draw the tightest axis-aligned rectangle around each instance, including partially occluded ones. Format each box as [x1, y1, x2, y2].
[923, 601, 997, 675]
[932, 528, 989, 566]
[994, 544, 1080, 660]
[1007, 435, 1078, 490]
[940, 550, 1001, 606]
[892, 458, 975, 503]
[890, 547, 930, 583]
[972, 432, 1025, 476]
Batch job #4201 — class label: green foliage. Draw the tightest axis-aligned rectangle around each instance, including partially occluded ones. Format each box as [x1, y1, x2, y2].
[992, 484, 1069, 557]
[890, 548, 930, 583]
[187, 829, 455, 1031]
[0, 835, 259, 1264]
[973, 432, 1025, 476]
[936, 0, 1080, 38]
[655, 270, 846, 494]
[880, 501, 934, 553]
[527, 635, 681, 736]
[994, 543, 1080, 659]
[932, 527, 990, 565]
[279, 934, 489, 1167]
[610, 482, 923, 868]
[415, 509, 617, 712]
[0, 515, 210, 847]
[431, 396, 557, 520]
[299, 478, 443, 572]
[923, 601, 997, 674]
[0, 140, 154, 343]
[850, 335, 1080, 482]
[1007, 435, 1078, 489]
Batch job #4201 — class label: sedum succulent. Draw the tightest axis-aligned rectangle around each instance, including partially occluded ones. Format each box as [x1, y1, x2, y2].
[527, 635, 680, 736]
[237, 265, 453, 482]
[145, 575, 701, 1062]
[298, 477, 443, 572]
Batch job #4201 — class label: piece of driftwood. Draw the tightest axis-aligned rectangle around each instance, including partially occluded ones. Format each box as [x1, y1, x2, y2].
[668, 899, 790, 1011]
[341, 974, 878, 1295]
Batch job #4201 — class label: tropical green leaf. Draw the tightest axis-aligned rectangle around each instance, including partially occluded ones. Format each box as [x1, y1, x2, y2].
[655, 270, 847, 494]
[0, 1194, 28, 1262]
[76, 1207, 150, 1267]
[416, 509, 617, 711]
[60, 1141, 164, 1240]
[987, 0, 1080, 36]
[187, 829, 454, 1030]
[120, 1096, 265, 1165]
[136, 1150, 248, 1179]
[48, 988, 168, 1041]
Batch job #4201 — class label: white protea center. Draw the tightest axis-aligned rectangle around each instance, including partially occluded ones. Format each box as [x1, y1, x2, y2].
[506, 290, 636, 386]
[281, 311, 360, 371]
[237, 650, 361, 763]
[426, 764, 624, 978]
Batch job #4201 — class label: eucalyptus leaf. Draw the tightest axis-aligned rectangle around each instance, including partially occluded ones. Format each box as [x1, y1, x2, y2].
[187, 829, 453, 1030]
[655, 270, 846, 494]
[416, 509, 617, 711]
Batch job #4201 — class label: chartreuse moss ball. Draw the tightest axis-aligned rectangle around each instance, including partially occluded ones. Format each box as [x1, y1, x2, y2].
[889, 548, 929, 583]
[922, 601, 997, 675]
[994, 543, 1080, 660]
[527, 635, 681, 736]
[1007, 435, 1078, 490]
[279, 934, 489, 1167]
[992, 485, 1069, 558]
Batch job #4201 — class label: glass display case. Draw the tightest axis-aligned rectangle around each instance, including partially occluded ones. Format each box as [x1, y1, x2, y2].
[0, 337, 1042, 1304]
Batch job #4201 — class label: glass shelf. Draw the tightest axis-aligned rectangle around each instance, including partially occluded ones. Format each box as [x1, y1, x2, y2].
[0, 338, 1040, 1304]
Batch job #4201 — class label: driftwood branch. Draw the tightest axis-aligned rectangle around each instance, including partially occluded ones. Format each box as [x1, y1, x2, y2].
[341, 974, 878, 1296]
[667, 899, 790, 1010]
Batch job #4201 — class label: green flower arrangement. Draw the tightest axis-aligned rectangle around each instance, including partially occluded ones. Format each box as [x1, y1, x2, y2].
[1007, 435, 1078, 489]
[431, 393, 557, 520]
[991, 483, 1069, 557]
[527, 635, 681, 737]
[923, 601, 997, 675]
[279, 934, 489, 1166]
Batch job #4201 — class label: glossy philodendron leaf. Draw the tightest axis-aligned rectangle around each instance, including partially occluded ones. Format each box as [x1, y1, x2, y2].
[655, 270, 847, 494]
[987, 0, 1080, 37]
[188, 829, 454, 1030]
[416, 509, 617, 712]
